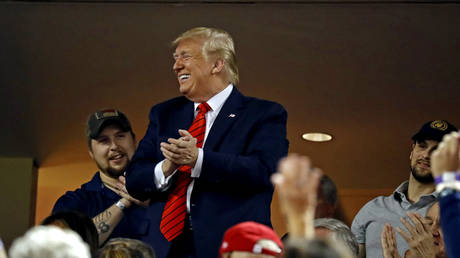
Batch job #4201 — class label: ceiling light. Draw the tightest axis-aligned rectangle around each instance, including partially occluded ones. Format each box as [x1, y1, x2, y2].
[302, 132, 333, 142]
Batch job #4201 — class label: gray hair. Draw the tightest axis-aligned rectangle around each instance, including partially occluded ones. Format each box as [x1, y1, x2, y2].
[172, 27, 239, 85]
[314, 218, 359, 257]
[9, 225, 90, 258]
[284, 238, 353, 258]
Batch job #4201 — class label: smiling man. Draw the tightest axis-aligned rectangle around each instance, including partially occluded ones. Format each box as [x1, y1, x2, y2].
[126, 27, 289, 258]
[351, 120, 457, 258]
[52, 109, 154, 247]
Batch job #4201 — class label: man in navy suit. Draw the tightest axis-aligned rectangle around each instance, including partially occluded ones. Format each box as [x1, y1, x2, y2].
[126, 27, 289, 258]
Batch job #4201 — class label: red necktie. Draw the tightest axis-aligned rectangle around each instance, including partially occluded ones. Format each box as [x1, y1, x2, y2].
[160, 102, 211, 241]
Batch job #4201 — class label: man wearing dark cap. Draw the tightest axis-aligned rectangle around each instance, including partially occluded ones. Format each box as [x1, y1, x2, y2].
[52, 109, 154, 246]
[351, 120, 457, 258]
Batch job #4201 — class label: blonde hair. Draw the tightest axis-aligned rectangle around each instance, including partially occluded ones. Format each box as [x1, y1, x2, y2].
[172, 27, 239, 85]
[97, 238, 155, 258]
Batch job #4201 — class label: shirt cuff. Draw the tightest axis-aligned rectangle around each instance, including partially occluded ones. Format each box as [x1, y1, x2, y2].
[154, 160, 176, 191]
[191, 148, 203, 178]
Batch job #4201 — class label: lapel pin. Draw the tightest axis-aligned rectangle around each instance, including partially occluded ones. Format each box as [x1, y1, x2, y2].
[229, 114, 236, 118]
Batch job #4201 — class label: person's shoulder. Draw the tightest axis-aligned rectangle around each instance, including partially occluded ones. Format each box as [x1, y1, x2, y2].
[365, 195, 390, 208]
[353, 195, 390, 220]
[56, 173, 100, 200]
[152, 96, 189, 109]
[240, 93, 286, 114]
[52, 174, 101, 213]
[240, 91, 282, 106]
[147, 96, 190, 117]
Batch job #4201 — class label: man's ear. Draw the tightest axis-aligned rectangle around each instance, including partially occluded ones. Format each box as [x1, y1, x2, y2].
[211, 59, 224, 74]
[88, 149, 94, 160]
[409, 143, 415, 160]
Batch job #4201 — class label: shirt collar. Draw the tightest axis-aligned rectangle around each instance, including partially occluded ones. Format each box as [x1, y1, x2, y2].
[194, 84, 233, 113]
[393, 180, 438, 203]
[394, 181, 409, 197]
[86, 172, 104, 191]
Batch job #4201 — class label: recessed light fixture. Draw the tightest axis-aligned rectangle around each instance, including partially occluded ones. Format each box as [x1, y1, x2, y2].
[302, 132, 333, 142]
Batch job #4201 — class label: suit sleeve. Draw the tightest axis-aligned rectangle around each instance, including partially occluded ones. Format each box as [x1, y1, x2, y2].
[52, 191, 89, 214]
[199, 102, 289, 192]
[126, 106, 174, 201]
[440, 191, 460, 258]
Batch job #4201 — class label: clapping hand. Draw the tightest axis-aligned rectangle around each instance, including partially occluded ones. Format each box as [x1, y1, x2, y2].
[160, 129, 199, 167]
[381, 223, 402, 258]
[396, 212, 436, 258]
[272, 153, 322, 238]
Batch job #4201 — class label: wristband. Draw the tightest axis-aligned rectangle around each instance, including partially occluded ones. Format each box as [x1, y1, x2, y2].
[116, 200, 127, 211]
[435, 172, 460, 193]
[434, 172, 460, 185]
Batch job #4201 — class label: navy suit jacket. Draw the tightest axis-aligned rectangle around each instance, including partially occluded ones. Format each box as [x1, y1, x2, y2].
[126, 87, 289, 258]
[440, 191, 460, 258]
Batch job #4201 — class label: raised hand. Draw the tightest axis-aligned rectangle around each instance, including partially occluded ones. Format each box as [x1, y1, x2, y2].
[381, 223, 402, 258]
[115, 176, 150, 208]
[272, 153, 322, 238]
[431, 131, 460, 178]
[396, 212, 436, 258]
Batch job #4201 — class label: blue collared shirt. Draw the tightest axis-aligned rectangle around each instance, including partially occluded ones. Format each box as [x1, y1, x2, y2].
[351, 181, 437, 258]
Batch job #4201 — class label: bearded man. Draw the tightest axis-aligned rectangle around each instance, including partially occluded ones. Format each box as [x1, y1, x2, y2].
[351, 120, 457, 258]
[53, 109, 154, 247]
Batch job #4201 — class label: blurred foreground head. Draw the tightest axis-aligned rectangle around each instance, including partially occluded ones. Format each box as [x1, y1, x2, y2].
[314, 218, 359, 257]
[220, 221, 284, 258]
[284, 237, 354, 258]
[42, 211, 99, 255]
[9, 225, 90, 258]
[97, 237, 156, 258]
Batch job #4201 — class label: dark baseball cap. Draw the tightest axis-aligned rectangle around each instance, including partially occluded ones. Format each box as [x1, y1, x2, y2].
[412, 120, 458, 142]
[86, 109, 132, 140]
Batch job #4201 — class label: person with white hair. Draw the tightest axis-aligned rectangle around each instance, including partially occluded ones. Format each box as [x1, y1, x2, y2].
[314, 218, 359, 257]
[9, 225, 90, 258]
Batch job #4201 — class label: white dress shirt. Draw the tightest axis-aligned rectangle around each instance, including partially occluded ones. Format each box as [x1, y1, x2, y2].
[153, 84, 233, 211]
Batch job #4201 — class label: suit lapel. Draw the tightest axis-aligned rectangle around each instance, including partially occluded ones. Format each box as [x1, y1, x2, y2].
[171, 99, 194, 137]
[204, 87, 245, 150]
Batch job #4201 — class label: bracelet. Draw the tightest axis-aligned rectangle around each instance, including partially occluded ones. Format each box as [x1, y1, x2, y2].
[434, 172, 460, 185]
[116, 200, 126, 211]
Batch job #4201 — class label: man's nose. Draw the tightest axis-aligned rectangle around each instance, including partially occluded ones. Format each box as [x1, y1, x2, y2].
[109, 139, 120, 150]
[426, 147, 437, 158]
[173, 58, 184, 73]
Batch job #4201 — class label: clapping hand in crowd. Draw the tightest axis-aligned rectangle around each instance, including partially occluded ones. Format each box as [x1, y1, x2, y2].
[272, 153, 322, 239]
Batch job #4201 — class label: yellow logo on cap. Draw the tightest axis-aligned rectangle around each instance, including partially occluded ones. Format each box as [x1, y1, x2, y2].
[430, 120, 448, 131]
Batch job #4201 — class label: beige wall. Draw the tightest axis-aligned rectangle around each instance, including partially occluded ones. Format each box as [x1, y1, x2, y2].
[35, 161, 96, 224]
[0, 157, 37, 249]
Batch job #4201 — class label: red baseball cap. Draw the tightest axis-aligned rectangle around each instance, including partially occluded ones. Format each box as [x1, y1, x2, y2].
[219, 221, 284, 257]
